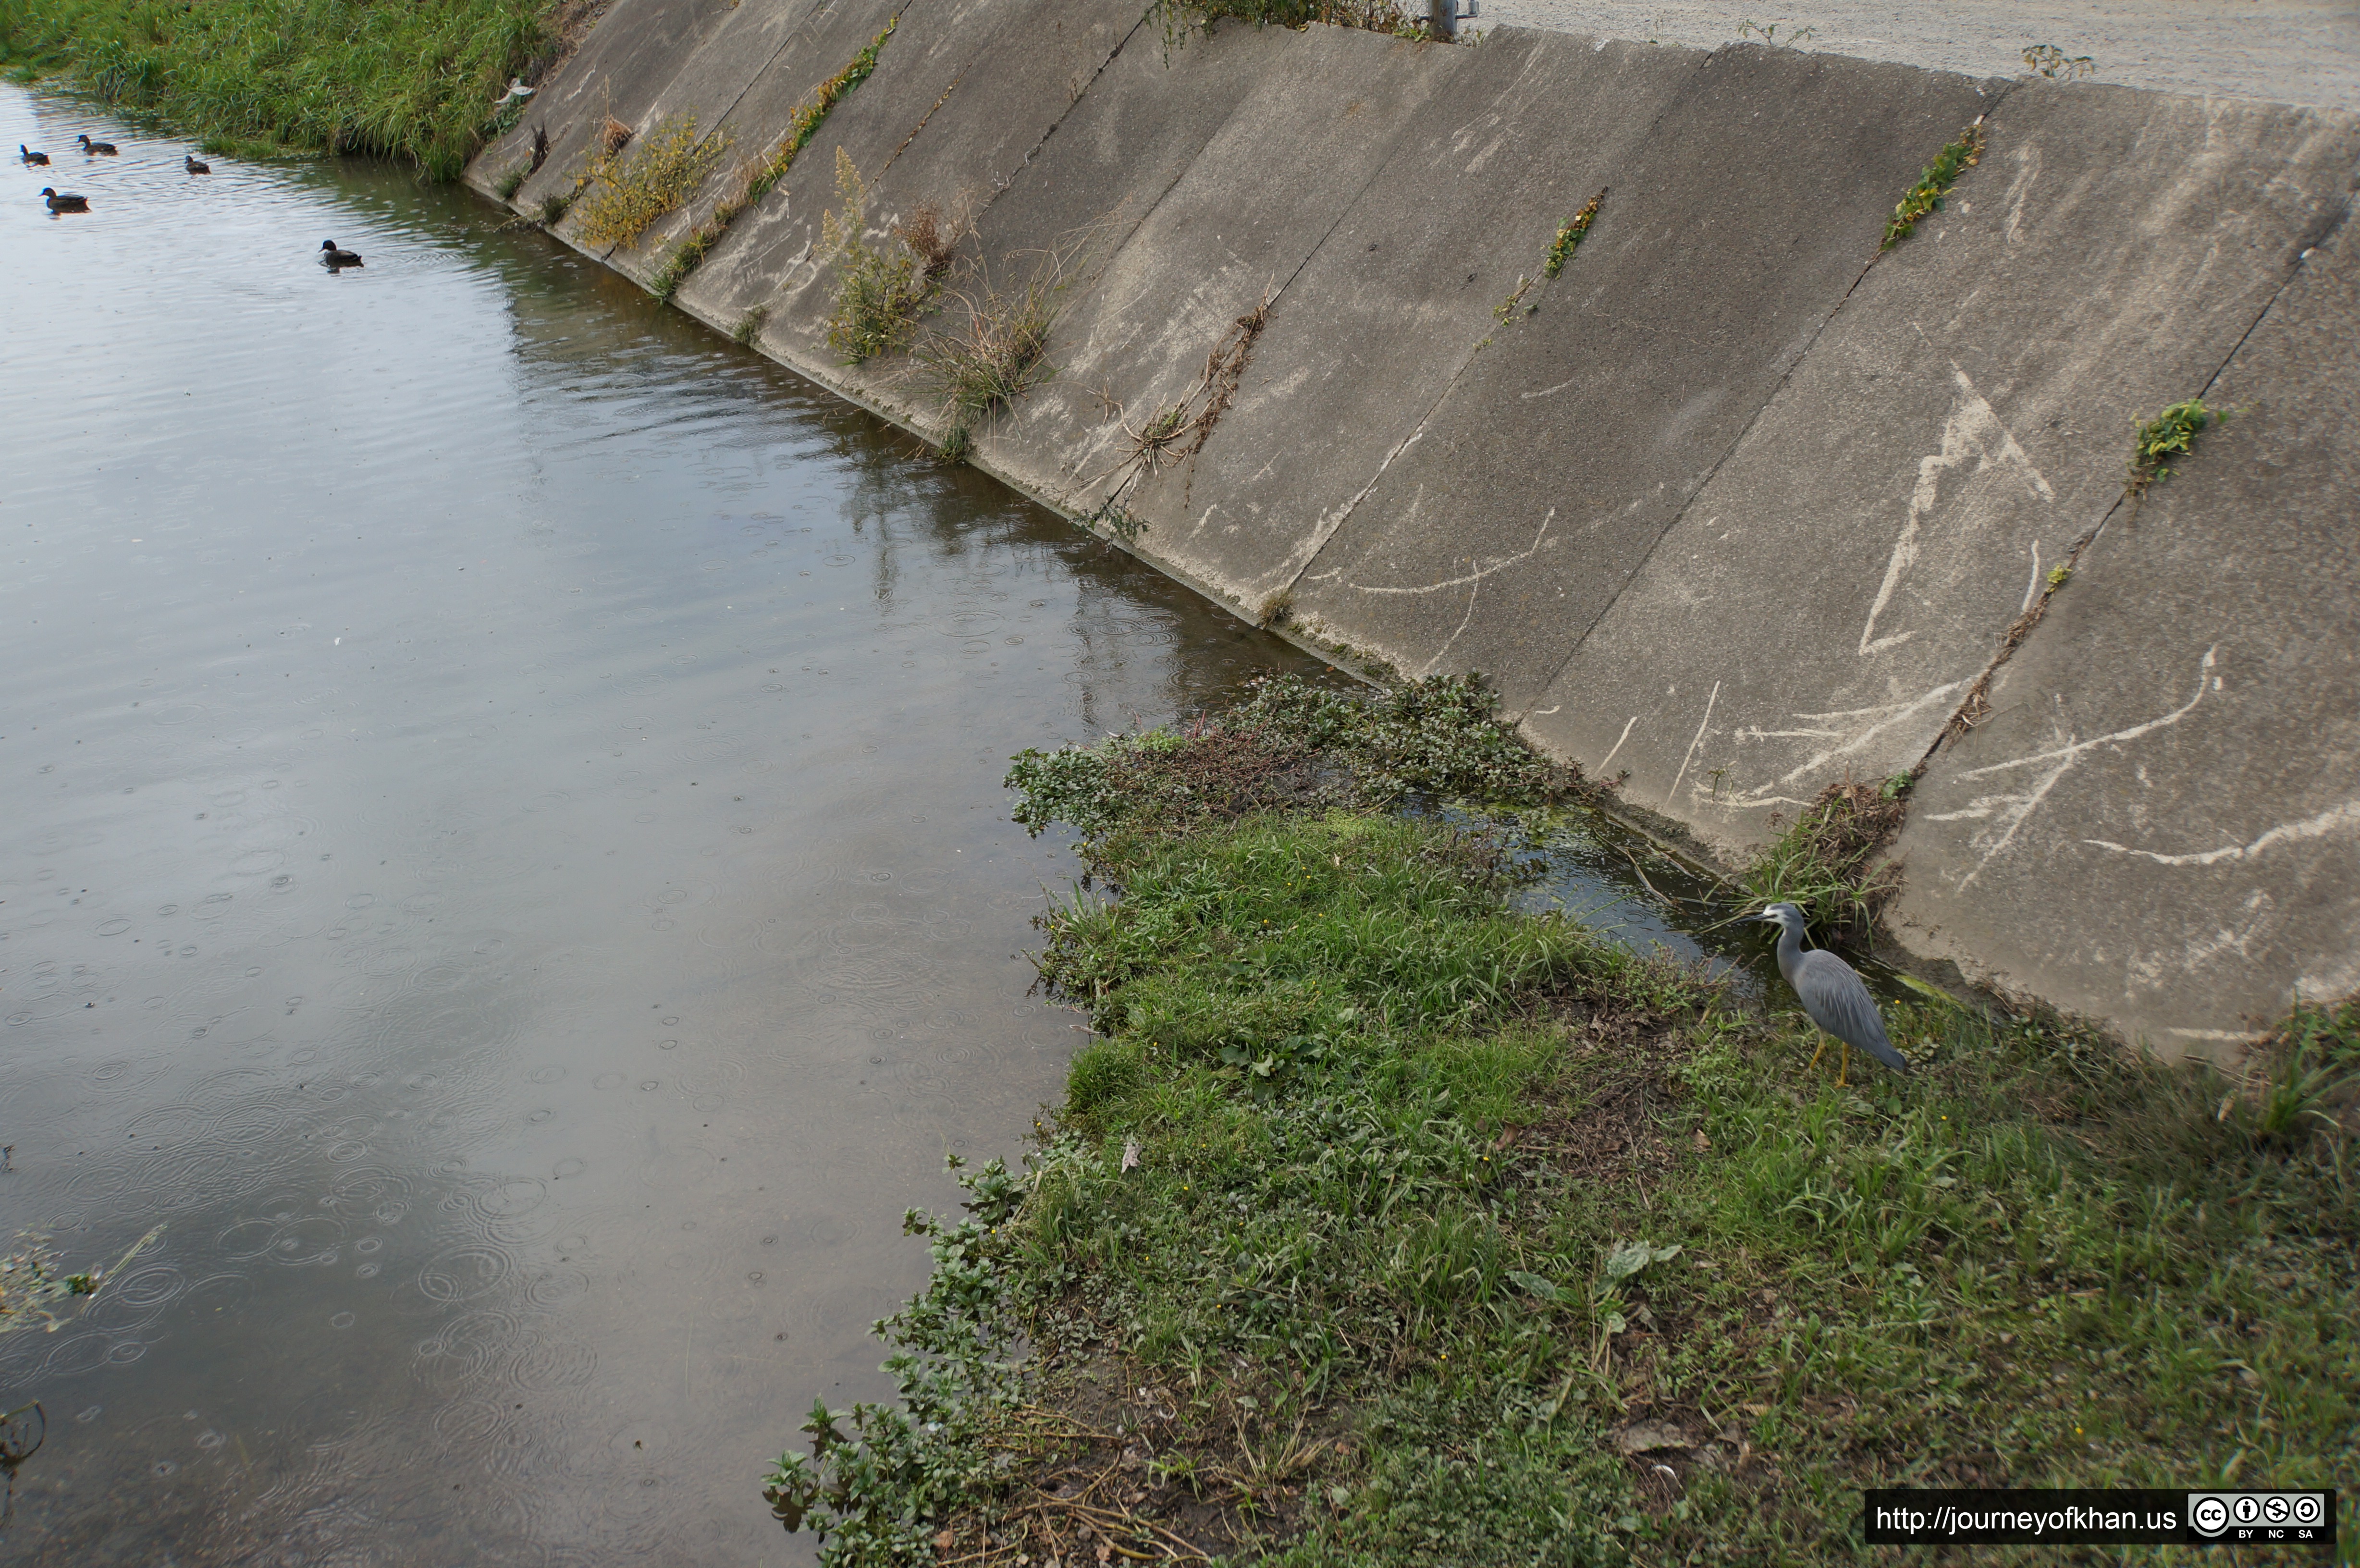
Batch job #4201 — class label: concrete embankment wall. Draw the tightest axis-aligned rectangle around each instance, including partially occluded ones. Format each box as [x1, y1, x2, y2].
[466, 1, 2360, 1057]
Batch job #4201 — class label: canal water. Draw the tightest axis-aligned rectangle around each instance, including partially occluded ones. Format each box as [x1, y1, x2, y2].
[0, 86, 1768, 1564]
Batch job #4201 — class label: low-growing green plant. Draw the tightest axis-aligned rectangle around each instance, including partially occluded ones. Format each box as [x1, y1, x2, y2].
[538, 191, 569, 226]
[1882, 122, 1986, 250]
[732, 306, 769, 347]
[0, 0, 548, 178]
[573, 115, 727, 249]
[2023, 42, 2097, 79]
[938, 422, 971, 464]
[1740, 775, 1905, 946]
[1542, 186, 1606, 279]
[1005, 673, 1582, 853]
[2127, 396, 2221, 494]
[767, 694, 2360, 1562]
[495, 164, 529, 201]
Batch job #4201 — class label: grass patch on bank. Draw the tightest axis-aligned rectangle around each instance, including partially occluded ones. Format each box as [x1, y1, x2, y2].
[765, 681, 2360, 1565]
[0, 0, 550, 177]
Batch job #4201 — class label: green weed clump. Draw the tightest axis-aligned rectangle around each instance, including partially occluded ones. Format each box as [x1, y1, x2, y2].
[821, 149, 961, 364]
[1882, 122, 1986, 250]
[648, 21, 894, 301]
[1542, 186, 1606, 279]
[1740, 775, 1905, 948]
[0, 0, 548, 178]
[572, 115, 725, 249]
[2127, 396, 2222, 494]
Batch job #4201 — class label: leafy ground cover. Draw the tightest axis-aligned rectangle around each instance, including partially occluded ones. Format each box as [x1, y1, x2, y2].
[767, 679, 2358, 1565]
[0, 0, 558, 176]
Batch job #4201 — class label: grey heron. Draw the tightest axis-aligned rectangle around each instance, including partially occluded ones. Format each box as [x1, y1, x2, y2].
[1751, 902, 1909, 1084]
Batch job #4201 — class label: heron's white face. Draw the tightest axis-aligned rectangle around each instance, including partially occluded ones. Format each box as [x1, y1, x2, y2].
[1756, 902, 1806, 934]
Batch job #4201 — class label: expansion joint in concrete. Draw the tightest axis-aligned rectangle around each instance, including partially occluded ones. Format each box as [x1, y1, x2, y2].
[1916, 175, 2354, 776]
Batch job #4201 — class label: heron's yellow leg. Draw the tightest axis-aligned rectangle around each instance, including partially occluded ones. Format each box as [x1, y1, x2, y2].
[1807, 1035, 1826, 1071]
[1837, 1041, 1850, 1089]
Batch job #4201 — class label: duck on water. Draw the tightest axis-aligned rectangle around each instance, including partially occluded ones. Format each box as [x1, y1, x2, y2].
[185, 154, 210, 174]
[319, 240, 363, 267]
[76, 134, 118, 155]
[41, 188, 90, 213]
[20, 144, 49, 165]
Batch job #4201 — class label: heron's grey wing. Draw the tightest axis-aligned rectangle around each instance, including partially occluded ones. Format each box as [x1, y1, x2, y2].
[1795, 952, 1909, 1072]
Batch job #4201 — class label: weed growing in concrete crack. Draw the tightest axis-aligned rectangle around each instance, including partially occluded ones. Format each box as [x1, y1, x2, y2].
[2022, 42, 2097, 79]
[914, 267, 1059, 418]
[1258, 587, 1295, 628]
[537, 191, 569, 226]
[1882, 122, 1985, 250]
[733, 306, 769, 346]
[1741, 777, 1905, 949]
[938, 423, 971, 464]
[652, 22, 897, 303]
[821, 151, 965, 364]
[574, 115, 727, 248]
[1081, 501, 1145, 542]
[2046, 564, 2073, 591]
[1153, 0, 1438, 48]
[495, 164, 528, 200]
[2127, 396, 2221, 495]
[1543, 186, 1607, 279]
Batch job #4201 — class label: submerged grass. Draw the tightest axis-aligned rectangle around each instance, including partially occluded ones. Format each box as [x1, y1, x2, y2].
[0, 0, 551, 177]
[766, 681, 2359, 1564]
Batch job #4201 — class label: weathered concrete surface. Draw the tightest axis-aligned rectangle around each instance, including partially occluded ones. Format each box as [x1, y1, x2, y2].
[467, 10, 2360, 1051]
[1286, 46, 1998, 712]
[1892, 211, 2360, 1054]
[1523, 85, 2360, 852]
[1119, 29, 1701, 618]
[672, 0, 1138, 383]
[974, 24, 1471, 527]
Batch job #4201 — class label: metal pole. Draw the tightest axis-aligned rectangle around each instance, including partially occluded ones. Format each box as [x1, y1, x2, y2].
[1431, 0, 1455, 40]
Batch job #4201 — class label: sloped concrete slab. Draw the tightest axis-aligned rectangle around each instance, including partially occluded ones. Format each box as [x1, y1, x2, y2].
[1123, 29, 1704, 616]
[973, 24, 1472, 539]
[673, 0, 1133, 383]
[472, 0, 775, 216]
[1523, 84, 2360, 850]
[1892, 214, 2360, 1054]
[1288, 45, 1997, 703]
[604, 0, 911, 285]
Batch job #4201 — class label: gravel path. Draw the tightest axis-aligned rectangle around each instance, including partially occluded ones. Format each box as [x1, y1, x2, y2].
[1470, 0, 2360, 109]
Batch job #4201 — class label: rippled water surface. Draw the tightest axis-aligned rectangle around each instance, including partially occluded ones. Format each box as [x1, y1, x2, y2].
[0, 86, 1346, 1563]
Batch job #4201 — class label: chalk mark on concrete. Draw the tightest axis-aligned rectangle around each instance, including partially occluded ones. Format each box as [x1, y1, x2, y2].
[1858, 364, 2054, 658]
[1665, 682, 1721, 809]
[1347, 507, 1555, 596]
[1598, 714, 1639, 773]
[1725, 676, 1972, 810]
[1925, 645, 2219, 887]
[2083, 796, 2360, 867]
